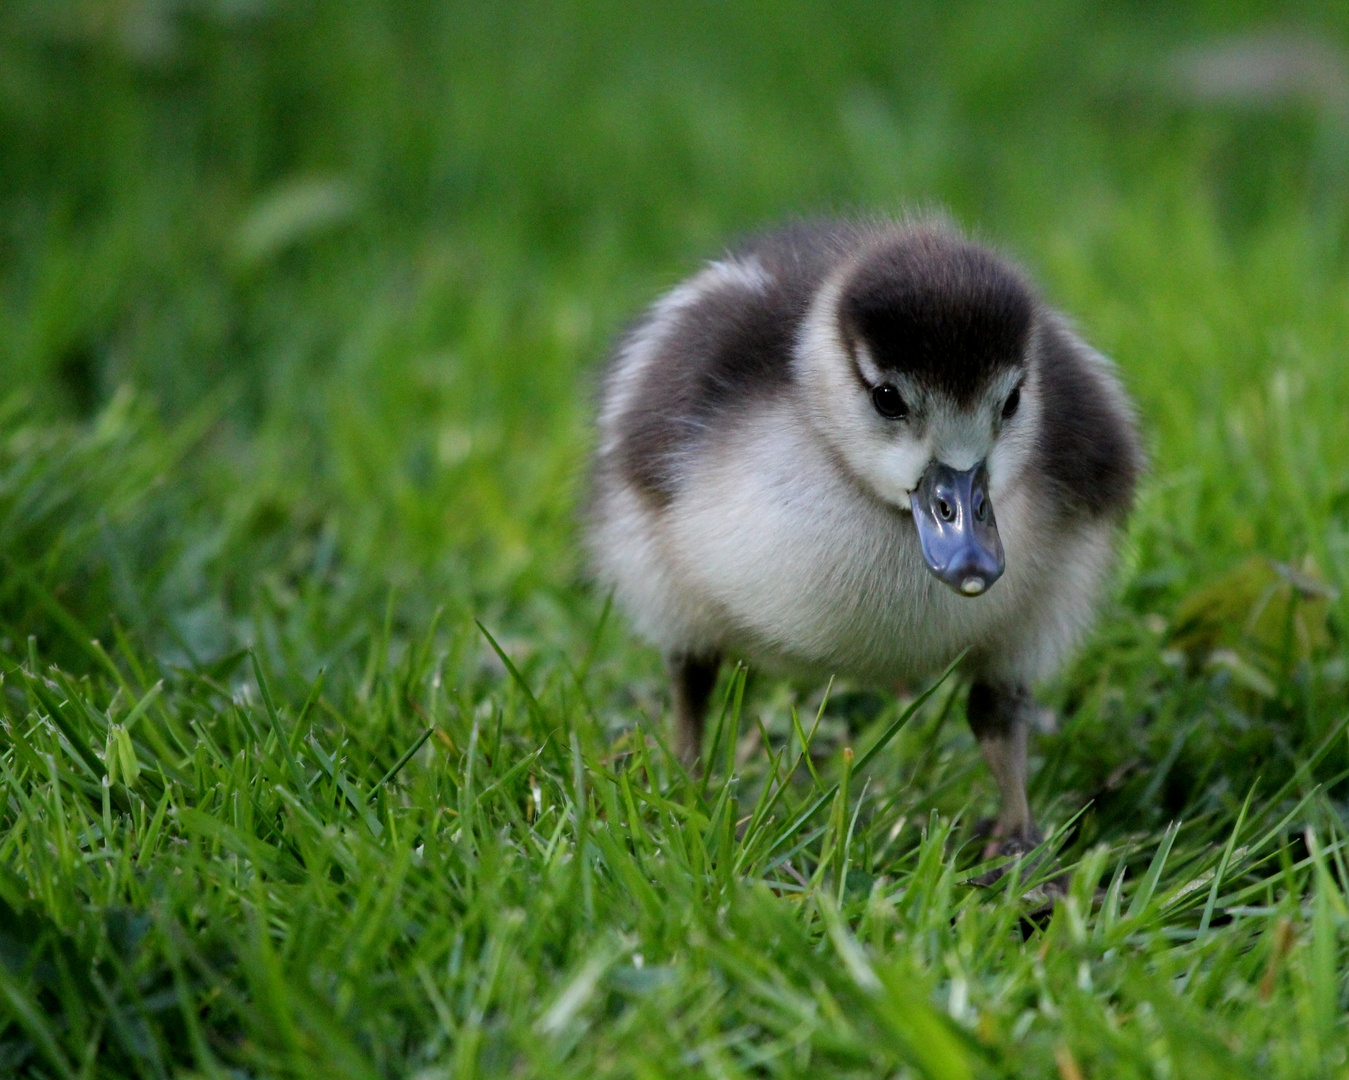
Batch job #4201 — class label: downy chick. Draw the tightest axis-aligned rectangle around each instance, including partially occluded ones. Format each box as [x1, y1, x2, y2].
[588, 218, 1142, 852]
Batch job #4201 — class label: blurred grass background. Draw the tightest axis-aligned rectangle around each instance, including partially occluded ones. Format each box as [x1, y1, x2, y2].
[7, 1, 1349, 625]
[6, 2, 1349, 1077]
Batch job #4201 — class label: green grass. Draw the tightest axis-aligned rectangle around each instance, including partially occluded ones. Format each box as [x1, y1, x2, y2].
[5, 1, 1349, 1076]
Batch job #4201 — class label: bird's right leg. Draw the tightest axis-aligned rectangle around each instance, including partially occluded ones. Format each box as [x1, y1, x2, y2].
[966, 680, 1038, 856]
[667, 652, 720, 764]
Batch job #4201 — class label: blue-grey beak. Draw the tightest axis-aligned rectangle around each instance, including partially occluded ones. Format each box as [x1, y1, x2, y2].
[909, 461, 1005, 597]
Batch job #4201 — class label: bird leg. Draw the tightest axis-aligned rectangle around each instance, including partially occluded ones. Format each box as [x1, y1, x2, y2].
[666, 653, 720, 764]
[966, 680, 1039, 856]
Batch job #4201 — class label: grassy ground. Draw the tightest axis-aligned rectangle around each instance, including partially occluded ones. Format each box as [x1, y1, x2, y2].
[4, 1, 1349, 1076]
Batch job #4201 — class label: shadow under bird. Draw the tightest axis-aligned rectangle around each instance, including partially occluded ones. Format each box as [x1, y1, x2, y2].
[588, 218, 1143, 856]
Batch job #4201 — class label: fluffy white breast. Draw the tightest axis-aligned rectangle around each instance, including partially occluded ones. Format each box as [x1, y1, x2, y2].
[661, 399, 1058, 680]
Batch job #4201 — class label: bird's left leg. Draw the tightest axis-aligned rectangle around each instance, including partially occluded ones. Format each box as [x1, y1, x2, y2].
[966, 680, 1039, 856]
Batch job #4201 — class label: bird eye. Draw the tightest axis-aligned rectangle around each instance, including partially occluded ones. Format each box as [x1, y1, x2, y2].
[1001, 385, 1021, 420]
[871, 384, 908, 420]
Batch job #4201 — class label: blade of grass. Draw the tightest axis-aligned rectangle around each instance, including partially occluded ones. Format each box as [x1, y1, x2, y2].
[476, 621, 559, 752]
[371, 726, 434, 793]
[1126, 820, 1182, 919]
[702, 663, 747, 800]
[249, 651, 309, 800]
[1198, 782, 1255, 938]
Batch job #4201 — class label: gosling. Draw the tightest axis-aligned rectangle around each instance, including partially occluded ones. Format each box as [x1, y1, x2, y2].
[587, 218, 1142, 854]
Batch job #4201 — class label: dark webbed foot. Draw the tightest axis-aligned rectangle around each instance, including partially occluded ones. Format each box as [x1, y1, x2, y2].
[968, 819, 1053, 884]
[973, 817, 1043, 861]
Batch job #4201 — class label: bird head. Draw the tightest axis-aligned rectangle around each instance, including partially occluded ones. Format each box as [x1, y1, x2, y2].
[796, 224, 1041, 597]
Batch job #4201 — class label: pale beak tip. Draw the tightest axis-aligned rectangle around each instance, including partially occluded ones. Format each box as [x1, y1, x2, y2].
[960, 577, 986, 596]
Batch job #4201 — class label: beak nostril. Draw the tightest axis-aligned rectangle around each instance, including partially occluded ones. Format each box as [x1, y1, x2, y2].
[937, 498, 952, 521]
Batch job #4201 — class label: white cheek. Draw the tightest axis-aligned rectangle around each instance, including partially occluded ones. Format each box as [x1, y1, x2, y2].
[986, 389, 1042, 501]
[794, 276, 933, 509]
[987, 436, 1027, 502]
[874, 437, 931, 501]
